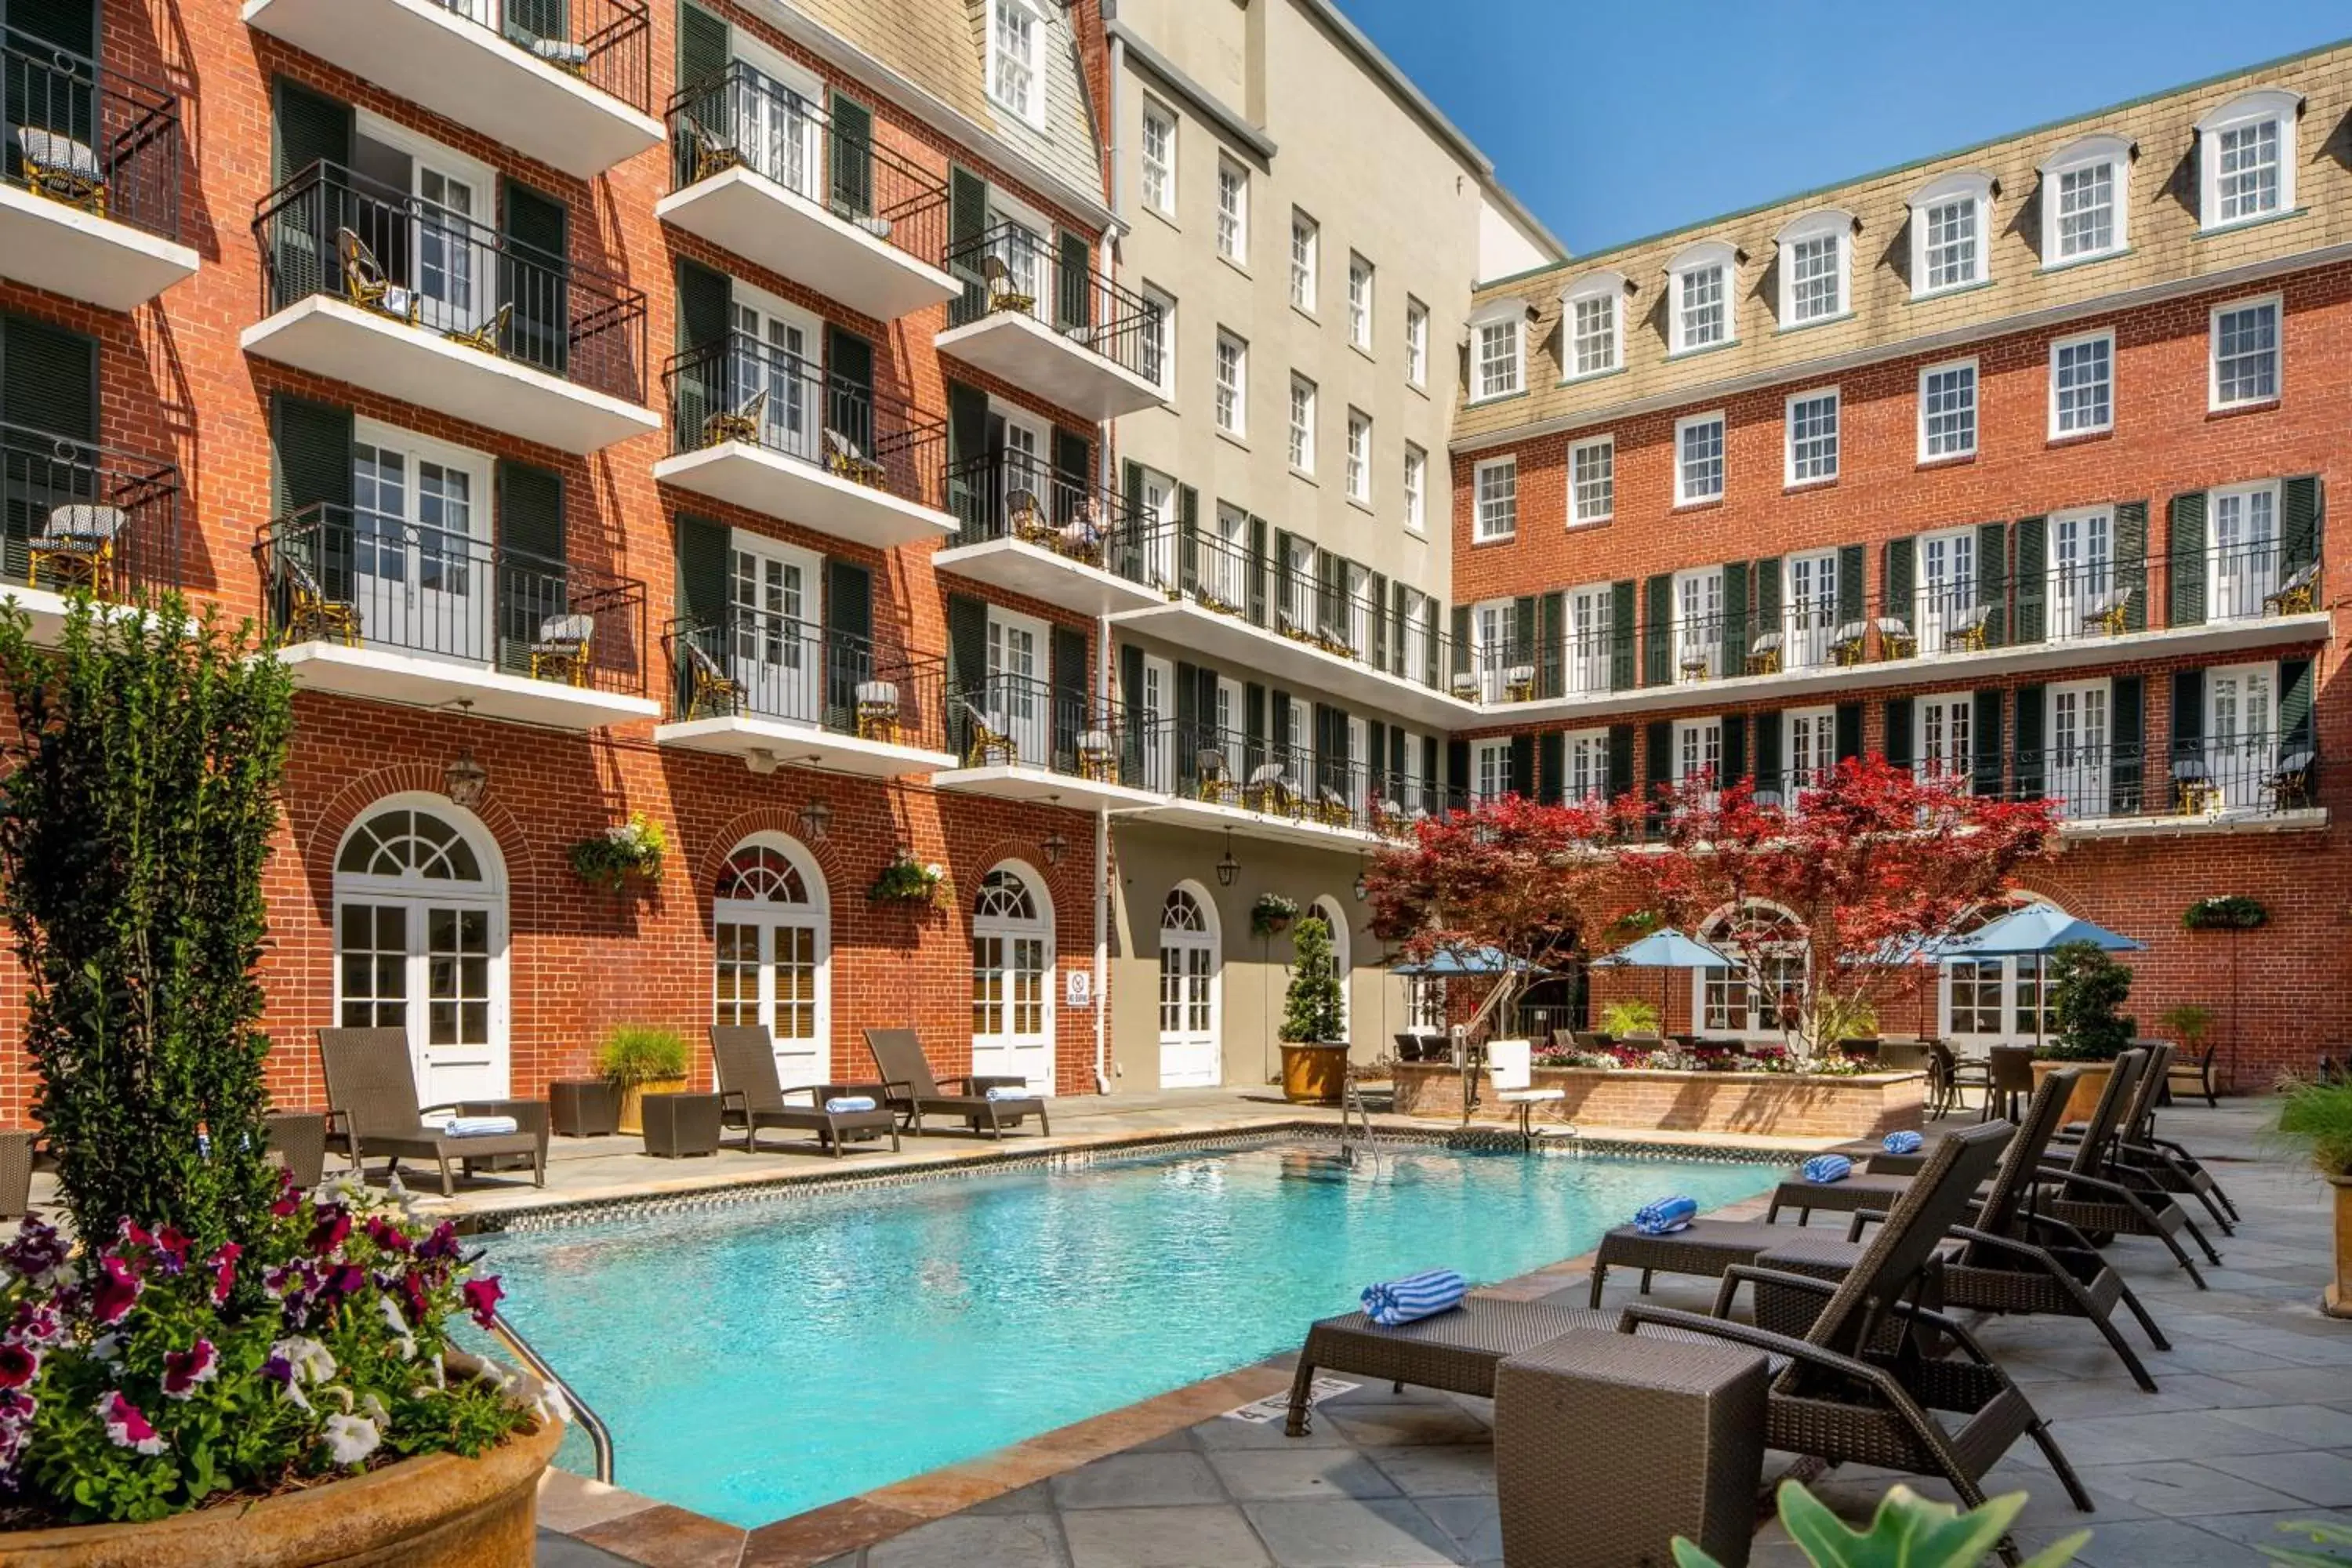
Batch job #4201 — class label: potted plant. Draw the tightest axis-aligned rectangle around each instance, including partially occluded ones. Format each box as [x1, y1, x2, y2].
[1250, 892, 1299, 939]
[568, 811, 667, 895]
[2032, 941, 2136, 1121]
[0, 597, 560, 1563]
[598, 1025, 691, 1134]
[2274, 1076, 2352, 1320]
[1277, 915, 1349, 1104]
[869, 851, 946, 908]
[1599, 999, 1661, 1041]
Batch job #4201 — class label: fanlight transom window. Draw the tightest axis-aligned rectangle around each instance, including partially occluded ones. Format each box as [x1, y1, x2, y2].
[715, 844, 810, 905]
[336, 810, 484, 883]
[975, 868, 1037, 922]
[1162, 888, 1208, 933]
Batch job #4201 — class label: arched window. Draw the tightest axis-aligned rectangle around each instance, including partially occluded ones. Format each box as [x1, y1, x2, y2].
[972, 863, 1054, 1093]
[712, 835, 830, 1090]
[1943, 893, 2058, 1051]
[1157, 885, 1221, 1087]
[1695, 902, 1808, 1039]
[1312, 896, 1352, 1040]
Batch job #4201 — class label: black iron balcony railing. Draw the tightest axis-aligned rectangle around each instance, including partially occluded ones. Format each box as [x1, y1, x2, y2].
[668, 60, 946, 269]
[2, 26, 182, 241]
[663, 610, 947, 753]
[946, 220, 1160, 383]
[1131, 718, 1465, 834]
[942, 453, 1164, 576]
[946, 673, 1142, 782]
[430, 0, 651, 113]
[256, 503, 647, 695]
[1163, 528, 1459, 691]
[664, 333, 945, 506]
[1998, 735, 2318, 823]
[254, 161, 647, 403]
[2, 419, 180, 597]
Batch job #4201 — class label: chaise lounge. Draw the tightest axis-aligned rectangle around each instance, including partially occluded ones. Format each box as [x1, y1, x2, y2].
[317, 1026, 544, 1197]
[861, 1027, 1050, 1138]
[710, 1026, 902, 1158]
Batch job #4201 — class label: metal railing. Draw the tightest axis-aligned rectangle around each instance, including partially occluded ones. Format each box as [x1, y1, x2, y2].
[946, 673, 1139, 781]
[1169, 528, 1458, 690]
[484, 1308, 613, 1485]
[1996, 736, 2318, 822]
[3, 27, 181, 241]
[668, 60, 946, 268]
[2, 419, 181, 598]
[254, 161, 648, 403]
[664, 611, 948, 753]
[429, 0, 651, 113]
[1132, 718, 1465, 834]
[663, 334, 945, 507]
[942, 454, 1164, 577]
[256, 503, 648, 694]
[946, 220, 1160, 382]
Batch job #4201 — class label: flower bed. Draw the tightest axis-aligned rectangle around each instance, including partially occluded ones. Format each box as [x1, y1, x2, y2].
[1390, 1061, 1925, 1141]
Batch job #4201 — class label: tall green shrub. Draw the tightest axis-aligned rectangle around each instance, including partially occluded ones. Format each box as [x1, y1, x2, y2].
[1279, 916, 1347, 1044]
[2042, 941, 2135, 1062]
[0, 596, 293, 1247]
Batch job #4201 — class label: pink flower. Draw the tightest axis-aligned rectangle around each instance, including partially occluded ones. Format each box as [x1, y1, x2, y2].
[96, 1391, 164, 1455]
[319, 1264, 365, 1302]
[208, 1243, 241, 1306]
[114, 1220, 153, 1252]
[461, 1274, 503, 1328]
[363, 1215, 413, 1255]
[416, 1221, 462, 1264]
[1, 1218, 67, 1285]
[161, 1339, 217, 1399]
[399, 1271, 431, 1326]
[308, 1208, 352, 1258]
[0, 1344, 38, 1390]
[89, 1258, 143, 1327]
[269, 1171, 302, 1218]
[152, 1226, 191, 1274]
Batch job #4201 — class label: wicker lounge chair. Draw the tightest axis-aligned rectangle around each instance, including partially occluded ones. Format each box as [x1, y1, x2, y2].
[2265, 560, 2320, 616]
[264, 1112, 329, 1191]
[1196, 749, 1237, 804]
[709, 1025, 901, 1157]
[2054, 1042, 2238, 1234]
[316, 1026, 543, 1197]
[1829, 620, 1868, 666]
[2268, 749, 2317, 811]
[854, 679, 901, 741]
[1247, 762, 1299, 816]
[0, 1131, 31, 1220]
[27, 504, 124, 593]
[2031, 1051, 2222, 1287]
[860, 1027, 1048, 1138]
[2083, 586, 2135, 636]
[1872, 615, 1916, 660]
[685, 118, 742, 183]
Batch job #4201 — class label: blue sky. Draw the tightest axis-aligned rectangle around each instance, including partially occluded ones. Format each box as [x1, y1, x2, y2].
[1334, 1, 2352, 258]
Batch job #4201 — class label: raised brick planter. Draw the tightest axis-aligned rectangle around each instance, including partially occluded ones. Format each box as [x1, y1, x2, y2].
[1390, 1062, 1924, 1141]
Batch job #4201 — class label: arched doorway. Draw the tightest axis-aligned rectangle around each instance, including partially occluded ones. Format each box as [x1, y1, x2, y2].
[971, 862, 1054, 1093]
[1693, 902, 1809, 1040]
[1941, 893, 2058, 1053]
[1157, 884, 1221, 1087]
[332, 795, 508, 1105]
[1312, 896, 1352, 1040]
[712, 835, 831, 1091]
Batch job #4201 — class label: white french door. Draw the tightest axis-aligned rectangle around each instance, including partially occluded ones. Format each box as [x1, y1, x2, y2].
[1139, 654, 1173, 792]
[352, 426, 490, 665]
[1473, 601, 1509, 701]
[2210, 485, 2279, 622]
[1156, 889, 1221, 1087]
[1916, 695, 1973, 786]
[1784, 553, 1838, 669]
[2205, 662, 2276, 811]
[730, 292, 817, 459]
[1784, 706, 1836, 800]
[729, 535, 822, 721]
[985, 608, 1050, 764]
[2048, 509, 2113, 641]
[2048, 681, 2109, 818]
[1675, 570, 1722, 681]
[713, 917, 822, 1090]
[728, 45, 823, 201]
[336, 900, 505, 1106]
[971, 869, 1053, 1091]
[412, 161, 488, 339]
[1002, 417, 1045, 518]
[1942, 958, 2048, 1052]
[1139, 471, 1177, 592]
[1565, 584, 1613, 695]
[1917, 531, 1976, 654]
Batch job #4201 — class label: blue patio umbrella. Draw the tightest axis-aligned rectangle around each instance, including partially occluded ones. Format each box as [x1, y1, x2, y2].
[1940, 906, 2144, 1050]
[1390, 946, 1550, 978]
[1592, 929, 1741, 1032]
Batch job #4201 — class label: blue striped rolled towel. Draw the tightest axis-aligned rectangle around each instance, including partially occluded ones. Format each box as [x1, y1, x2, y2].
[445, 1115, 518, 1138]
[1632, 1196, 1697, 1236]
[825, 1095, 877, 1114]
[1882, 1130, 1924, 1156]
[1361, 1269, 1467, 1327]
[1801, 1154, 1853, 1184]
[984, 1086, 1033, 1102]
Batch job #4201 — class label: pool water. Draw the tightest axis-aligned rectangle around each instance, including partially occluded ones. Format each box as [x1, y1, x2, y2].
[477, 1142, 1777, 1526]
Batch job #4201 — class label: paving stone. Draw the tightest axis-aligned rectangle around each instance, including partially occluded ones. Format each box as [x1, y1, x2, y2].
[1320, 1405, 1490, 1448]
[866, 1512, 1072, 1568]
[1062, 1504, 1272, 1567]
[2201, 1450, 2352, 1508]
[1241, 1497, 1465, 1566]
[2031, 1516, 2267, 1567]
[1414, 1495, 1501, 1561]
[1207, 1447, 1403, 1501]
[1050, 1452, 1229, 1510]
[2071, 1460, 2307, 1518]
[1191, 1413, 1355, 1450]
[2211, 1403, 2352, 1446]
[1360, 1445, 1498, 1498]
[966, 1480, 1057, 1515]
[536, 1532, 647, 1568]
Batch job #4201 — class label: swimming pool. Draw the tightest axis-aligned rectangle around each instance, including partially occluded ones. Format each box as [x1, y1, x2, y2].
[478, 1140, 1778, 1526]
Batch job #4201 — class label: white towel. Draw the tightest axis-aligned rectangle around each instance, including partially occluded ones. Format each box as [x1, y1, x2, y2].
[824, 1095, 877, 1114]
[445, 1116, 519, 1138]
[984, 1086, 1033, 1102]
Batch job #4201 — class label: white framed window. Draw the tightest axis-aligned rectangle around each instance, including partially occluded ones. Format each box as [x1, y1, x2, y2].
[1139, 283, 1174, 393]
[2049, 329, 2112, 437]
[1668, 241, 1736, 352]
[1784, 388, 1838, 485]
[1470, 301, 1523, 401]
[1563, 271, 1624, 378]
[1347, 254, 1373, 350]
[1214, 158, 1247, 263]
[1673, 717, 1723, 788]
[1676, 411, 1726, 505]
[1908, 172, 1992, 296]
[1403, 444, 1426, 534]
[1569, 436, 1613, 525]
[1139, 99, 1176, 217]
[2209, 479, 2281, 622]
[1784, 705, 1838, 795]
[1404, 297, 1428, 387]
[1783, 550, 1838, 670]
[2211, 294, 2281, 409]
[986, 0, 1044, 125]
[1916, 694, 1973, 783]
[1473, 456, 1517, 542]
[1474, 739, 1512, 803]
[1916, 526, 1979, 655]
[2039, 135, 2129, 264]
[1345, 409, 1370, 503]
[1214, 329, 1247, 434]
[1287, 375, 1316, 473]
[1563, 584, 1613, 695]
[1918, 359, 1977, 462]
[2197, 88, 2299, 230]
[1563, 728, 1610, 803]
[1674, 568, 1723, 682]
[1776, 210, 1852, 325]
[1289, 210, 1317, 310]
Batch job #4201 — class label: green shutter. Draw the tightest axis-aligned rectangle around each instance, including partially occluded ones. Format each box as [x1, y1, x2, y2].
[1247, 515, 1269, 626]
[1609, 579, 1635, 691]
[2110, 674, 2143, 816]
[1450, 604, 1470, 679]
[9, 0, 96, 55]
[2282, 476, 2323, 578]
[672, 513, 730, 710]
[1719, 559, 1748, 676]
[1721, 714, 1747, 782]
[1371, 572, 1392, 671]
[268, 78, 354, 309]
[1882, 699, 1913, 770]
[1510, 594, 1537, 668]
[947, 165, 989, 324]
[822, 561, 873, 728]
[267, 390, 353, 517]
[2171, 670, 2205, 759]
[828, 92, 874, 218]
[2012, 515, 2046, 644]
[1055, 229, 1092, 331]
[1984, 689, 2016, 798]
[1835, 703, 1862, 763]
[1754, 710, 1783, 793]
[1606, 725, 1633, 800]
[1270, 690, 1293, 771]
[1537, 591, 1564, 697]
[1, 310, 96, 441]
[1976, 521, 2006, 648]
[1052, 426, 1090, 489]
[945, 592, 985, 754]
[1751, 556, 1783, 637]
[1116, 461, 1145, 582]
[1836, 543, 1864, 626]
[2114, 501, 2150, 630]
[496, 460, 565, 674]
[676, 256, 731, 352]
[1051, 624, 1087, 768]
[1246, 682, 1267, 775]
[271, 75, 351, 184]
[2169, 492, 2207, 626]
[827, 326, 876, 452]
[1508, 733, 1534, 797]
[1645, 719, 1673, 793]
[673, 259, 731, 445]
[1642, 573, 1671, 687]
[1446, 737, 1470, 797]
[1274, 528, 1296, 622]
[1882, 537, 1915, 630]
[826, 558, 871, 643]
[1178, 485, 1199, 593]
[677, 2, 728, 94]
[945, 380, 989, 528]
[506, 0, 568, 45]
[2281, 657, 2314, 752]
[501, 179, 568, 372]
[1537, 731, 1564, 804]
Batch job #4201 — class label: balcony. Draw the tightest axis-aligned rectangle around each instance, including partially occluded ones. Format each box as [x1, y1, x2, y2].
[652, 335, 956, 549]
[0, 421, 182, 639]
[241, 0, 661, 180]
[655, 64, 957, 322]
[1111, 532, 1468, 728]
[653, 612, 954, 778]
[935, 223, 1166, 419]
[256, 503, 658, 728]
[1123, 721, 1461, 849]
[244, 163, 659, 454]
[0, 31, 195, 309]
[931, 457, 1169, 615]
[2000, 737, 2321, 839]
[932, 675, 1165, 810]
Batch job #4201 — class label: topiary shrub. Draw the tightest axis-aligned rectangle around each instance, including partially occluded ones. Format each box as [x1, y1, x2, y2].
[2040, 941, 2136, 1062]
[1279, 916, 1347, 1044]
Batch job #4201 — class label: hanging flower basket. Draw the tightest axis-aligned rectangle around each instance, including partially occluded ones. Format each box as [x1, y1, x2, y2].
[1250, 893, 1299, 939]
[2183, 895, 2267, 931]
[869, 851, 946, 907]
[568, 812, 666, 895]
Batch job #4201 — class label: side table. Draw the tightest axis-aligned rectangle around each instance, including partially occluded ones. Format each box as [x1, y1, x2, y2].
[642, 1092, 724, 1159]
[549, 1078, 620, 1138]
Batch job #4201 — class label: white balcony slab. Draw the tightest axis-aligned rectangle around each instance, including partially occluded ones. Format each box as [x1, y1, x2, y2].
[933, 764, 1165, 810]
[1110, 598, 1470, 729]
[241, 297, 660, 455]
[2059, 806, 2327, 842]
[935, 310, 1166, 420]
[933, 537, 1167, 616]
[652, 442, 956, 550]
[655, 168, 958, 322]
[0, 184, 198, 311]
[277, 641, 659, 729]
[1125, 793, 1384, 851]
[654, 714, 953, 779]
[241, 0, 663, 180]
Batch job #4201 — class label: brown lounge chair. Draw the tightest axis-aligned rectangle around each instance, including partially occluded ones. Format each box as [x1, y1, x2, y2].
[2032, 1051, 2223, 1287]
[860, 1027, 1048, 1138]
[709, 1025, 901, 1157]
[317, 1026, 544, 1197]
[2056, 1040, 2240, 1232]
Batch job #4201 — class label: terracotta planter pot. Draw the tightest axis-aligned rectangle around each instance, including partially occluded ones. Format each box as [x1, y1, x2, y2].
[615, 1076, 688, 1134]
[1279, 1042, 1349, 1105]
[2030, 1058, 2113, 1123]
[2327, 1175, 2352, 1321]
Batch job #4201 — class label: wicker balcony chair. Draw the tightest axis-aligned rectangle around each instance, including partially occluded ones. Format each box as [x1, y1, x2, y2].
[1873, 615, 1917, 660]
[982, 254, 1034, 315]
[2084, 586, 2135, 637]
[2267, 750, 2316, 811]
[1076, 728, 1116, 781]
[336, 227, 419, 324]
[280, 553, 361, 646]
[525, 36, 590, 74]
[16, 125, 104, 214]
[684, 640, 739, 718]
[1313, 786, 1355, 828]
[854, 678, 900, 741]
[2265, 561, 2320, 616]
[1829, 620, 1869, 666]
[27, 503, 123, 593]
[1677, 646, 1712, 682]
[445, 302, 513, 356]
[702, 388, 766, 448]
[1246, 762, 1298, 816]
[858, 1027, 1048, 1138]
[959, 699, 1019, 767]
[1195, 749, 1237, 804]
[1744, 630, 1784, 676]
[709, 1026, 899, 1157]
[316, 1026, 543, 1197]
[1504, 662, 1537, 701]
[1944, 603, 1992, 652]
[2172, 755, 2220, 815]
[528, 612, 594, 685]
[823, 426, 886, 487]
[685, 117, 742, 183]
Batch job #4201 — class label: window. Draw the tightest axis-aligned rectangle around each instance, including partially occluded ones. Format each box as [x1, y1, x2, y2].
[2198, 89, 2299, 230]
[1698, 905, 1808, 1036]
[1473, 456, 1517, 542]
[1569, 436, 1613, 525]
[987, 0, 1042, 123]
[1140, 100, 1175, 217]
[1347, 254, 1372, 350]
[1564, 273, 1623, 377]
[1215, 158, 1247, 263]
[1563, 583, 1613, 695]
[1286, 376, 1315, 472]
[1676, 412, 1725, 504]
[1563, 728, 1610, 802]
[1345, 409, 1370, 503]
[1403, 444, 1426, 533]
[1474, 739, 1512, 803]
[1673, 717, 1723, 787]
[1784, 706, 1837, 797]
[2209, 481, 2281, 622]
[1783, 551, 1838, 669]
[2049, 330, 2112, 437]
[1674, 568, 1723, 682]
[1916, 526, 1978, 655]
[1777, 211, 1851, 325]
[1139, 284, 1174, 393]
[1214, 330, 1247, 434]
[1472, 308, 1523, 400]
[2205, 661, 2280, 811]
[1669, 241, 1735, 351]
[1404, 298, 1428, 387]
[1918, 360, 1977, 461]
[1785, 389, 1838, 485]
[1288, 211, 1317, 310]
[2047, 506, 2115, 641]
[2045, 680, 2111, 820]
[1917, 695, 1973, 783]
[2211, 295, 2280, 409]
[1907, 172, 1992, 296]
[2040, 136, 2129, 263]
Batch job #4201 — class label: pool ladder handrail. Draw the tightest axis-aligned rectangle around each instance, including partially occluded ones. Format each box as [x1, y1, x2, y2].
[1338, 1069, 1387, 1175]
[487, 1308, 615, 1485]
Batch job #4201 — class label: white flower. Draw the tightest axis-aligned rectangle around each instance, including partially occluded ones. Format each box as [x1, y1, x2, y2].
[424, 1352, 446, 1391]
[376, 1298, 417, 1361]
[89, 1334, 122, 1365]
[924, 862, 943, 880]
[359, 1392, 390, 1426]
[321, 1413, 381, 1467]
[270, 1336, 337, 1386]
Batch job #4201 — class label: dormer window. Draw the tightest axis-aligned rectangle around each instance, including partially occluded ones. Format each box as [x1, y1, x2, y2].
[1469, 298, 1525, 401]
[1907, 172, 1993, 297]
[1668, 241, 1737, 353]
[987, 0, 1045, 126]
[1562, 271, 1624, 379]
[2197, 88, 2299, 230]
[1775, 211, 1852, 327]
[2039, 135, 2131, 265]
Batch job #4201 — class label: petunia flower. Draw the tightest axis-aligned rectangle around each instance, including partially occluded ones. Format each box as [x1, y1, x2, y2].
[461, 1274, 503, 1328]
[319, 1264, 366, 1302]
[321, 1412, 380, 1467]
[415, 1221, 462, 1264]
[96, 1392, 165, 1456]
[0, 1344, 39, 1390]
[309, 1208, 353, 1258]
[269, 1336, 337, 1386]
[89, 1258, 143, 1327]
[207, 1242, 241, 1306]
[1, 1218, 68, 1286]
[161, 1338, 217, 1399]
[269, 1168, 303, 1218]
[363, 1215, 413, 1255]
[152, 1226, 191, 1275]
[376, 1296, 416, 1362]
[260, 1356, 311, 1413]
